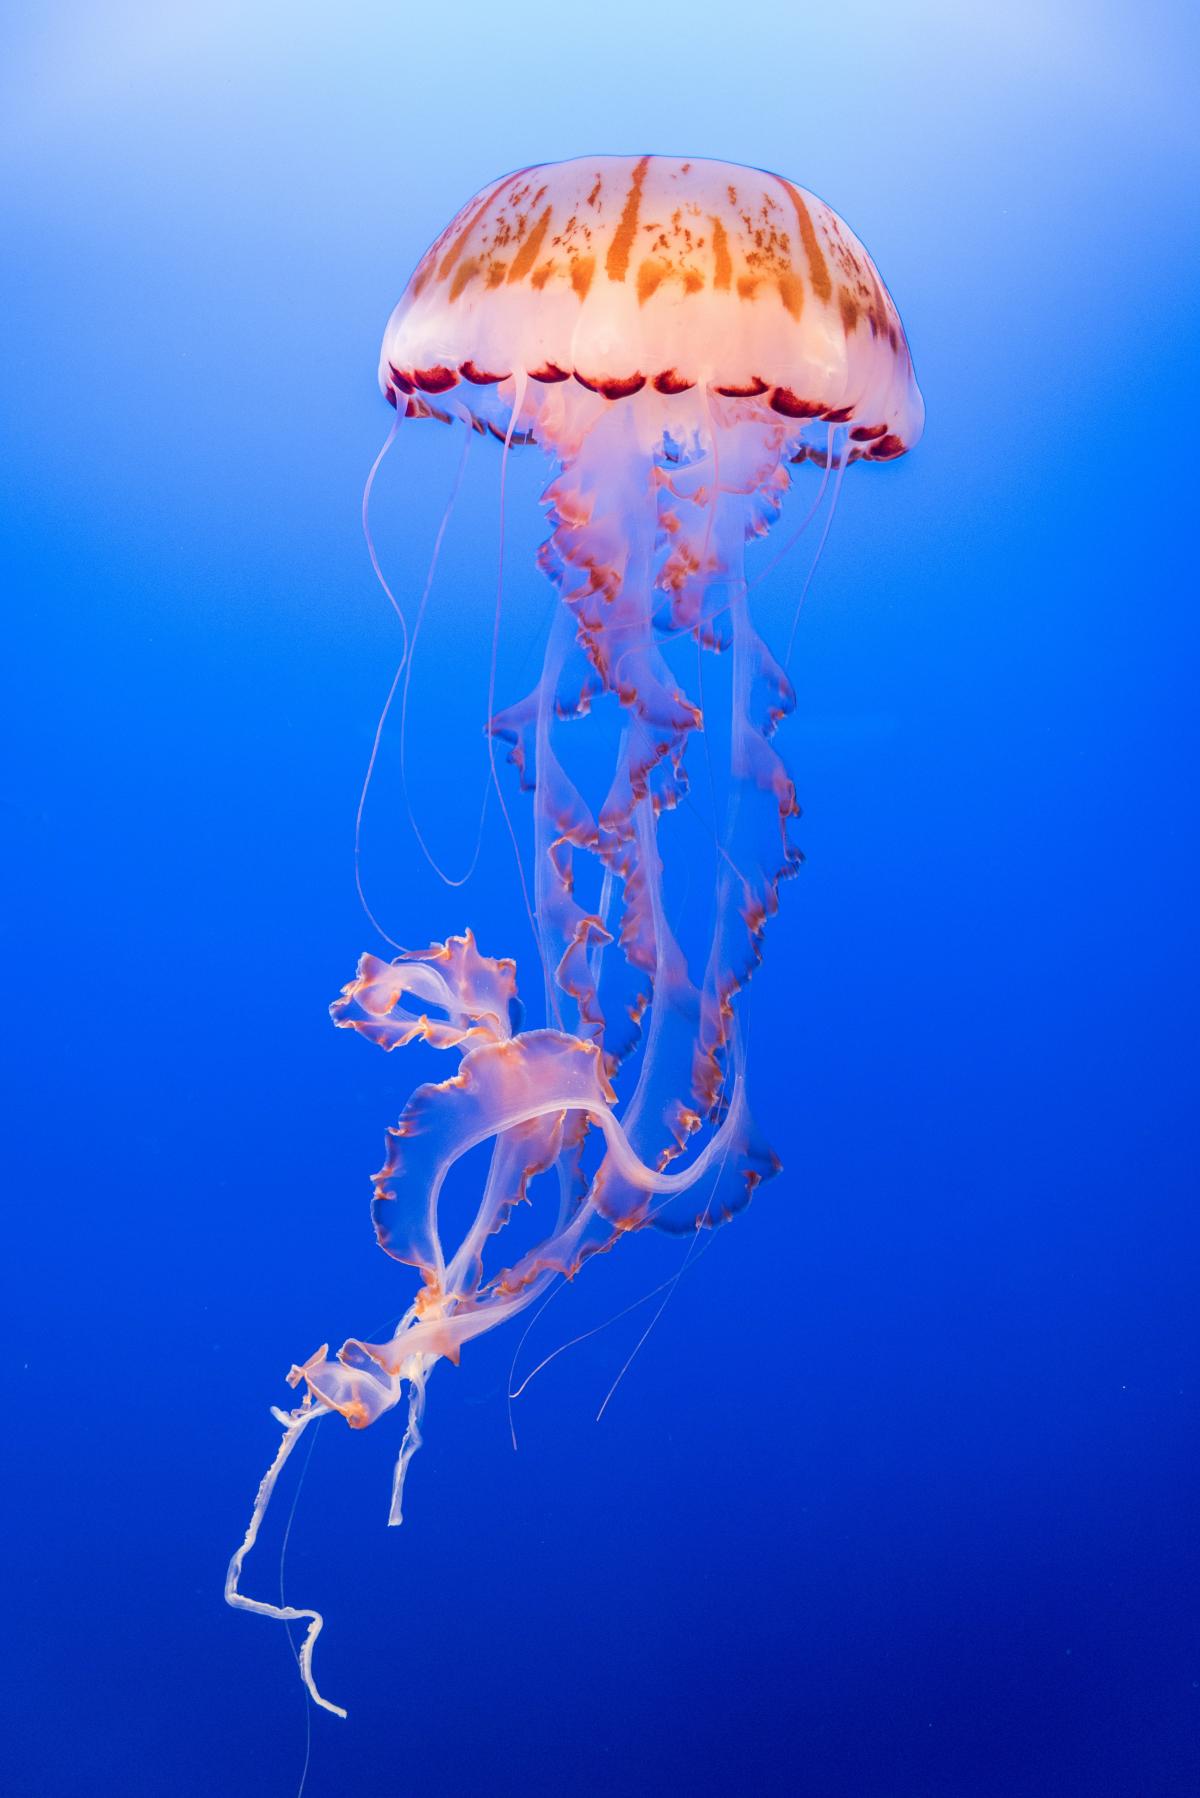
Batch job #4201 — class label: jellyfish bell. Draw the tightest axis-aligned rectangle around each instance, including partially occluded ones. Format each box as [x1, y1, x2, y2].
[228, 153, 923, 1720]
[381, 154, 923, 463]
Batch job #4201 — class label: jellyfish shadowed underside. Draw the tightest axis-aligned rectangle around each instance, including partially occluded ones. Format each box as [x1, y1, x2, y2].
[226, 154, 924, 1717]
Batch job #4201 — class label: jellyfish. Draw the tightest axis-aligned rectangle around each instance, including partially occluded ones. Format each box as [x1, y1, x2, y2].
[227, 155, 923, 1716]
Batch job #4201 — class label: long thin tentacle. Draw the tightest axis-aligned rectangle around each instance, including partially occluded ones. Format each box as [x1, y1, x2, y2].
[225, 1404, 346, 1720]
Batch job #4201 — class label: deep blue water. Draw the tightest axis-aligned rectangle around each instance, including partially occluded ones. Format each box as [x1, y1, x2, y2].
[3, 6, 1198, 1795]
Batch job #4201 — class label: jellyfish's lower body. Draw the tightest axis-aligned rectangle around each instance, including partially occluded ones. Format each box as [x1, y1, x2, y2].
[230, 385, 828, 1716]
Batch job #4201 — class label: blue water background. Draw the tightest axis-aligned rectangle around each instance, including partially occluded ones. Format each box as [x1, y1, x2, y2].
[3, 5, 1198, 1793]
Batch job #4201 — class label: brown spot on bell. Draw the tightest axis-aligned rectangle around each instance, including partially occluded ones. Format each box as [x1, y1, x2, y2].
[507, 205, 553, 283]
[448, 257, 480, 302]
[715, 376, 769, 398]
[574, 371, 647, 400]
[605, 154, 651, 282]
[710, 214, 732, 290]
[776, 271, 804, 319]
[460, 360, 511, 385]
[570, 255, 596, 300]
[412, 365, 459, 393]
[637, 257, 668, 305]
[770, 387, 824, 418]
